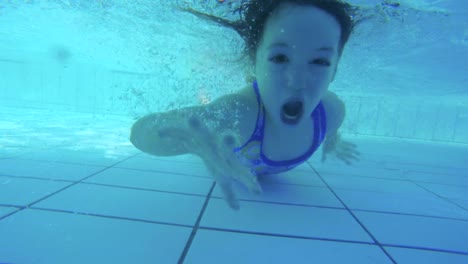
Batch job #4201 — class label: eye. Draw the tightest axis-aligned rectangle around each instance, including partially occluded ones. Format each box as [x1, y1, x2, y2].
[311, 58, 331, 66]
[269, 54, 289, 63]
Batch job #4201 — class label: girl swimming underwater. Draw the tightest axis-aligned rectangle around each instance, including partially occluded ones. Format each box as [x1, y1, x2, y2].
[130, 0, 360, 210]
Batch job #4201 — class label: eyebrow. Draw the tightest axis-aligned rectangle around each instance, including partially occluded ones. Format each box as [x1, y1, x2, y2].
[269, 42, 335, 53]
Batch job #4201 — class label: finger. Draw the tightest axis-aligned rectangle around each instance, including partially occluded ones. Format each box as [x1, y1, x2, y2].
[227, 155, 262, 195]
[336, 150, 360, 159]
[219, 137, 262, 196]
[338, 156, 353, 166]
[217, 177, 240, 210]
[242, 172, 262, 194]
[340, 141, 357, 148]
[340, 144, 357, 152]
[340, 147, 360, 156]
[337, 153, 359, 162]
[343, 142, 357, 147]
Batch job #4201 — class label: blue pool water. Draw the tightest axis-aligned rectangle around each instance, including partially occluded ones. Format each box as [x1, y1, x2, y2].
[0, 1, 467, 263]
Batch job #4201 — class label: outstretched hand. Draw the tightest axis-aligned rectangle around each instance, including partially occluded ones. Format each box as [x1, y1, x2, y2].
[321, 133, 360, 165]
[183, 116, 262, 210]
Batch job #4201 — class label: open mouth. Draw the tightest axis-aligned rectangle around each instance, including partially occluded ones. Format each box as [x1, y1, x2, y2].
[280, 99, 304, 125]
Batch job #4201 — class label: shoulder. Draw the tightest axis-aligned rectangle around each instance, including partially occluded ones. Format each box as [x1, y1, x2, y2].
[210, 85, 256, 109]
[206, 86, 257, 120]
[321, 91, 345, 133]
[204, 87, 258, 143]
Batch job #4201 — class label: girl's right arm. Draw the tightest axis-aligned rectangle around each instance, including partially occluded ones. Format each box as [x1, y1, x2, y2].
[129, 94, 261, 209]
[130, 105, 205, 157]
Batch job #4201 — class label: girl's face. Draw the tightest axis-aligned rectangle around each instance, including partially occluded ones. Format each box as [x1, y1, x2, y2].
[254, 3, 341, 127]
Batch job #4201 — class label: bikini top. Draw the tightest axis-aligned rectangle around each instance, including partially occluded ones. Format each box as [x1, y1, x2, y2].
[232, 80, 327, 176]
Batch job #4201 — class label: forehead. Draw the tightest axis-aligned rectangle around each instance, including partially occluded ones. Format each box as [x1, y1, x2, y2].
[261, 3, 341, 47]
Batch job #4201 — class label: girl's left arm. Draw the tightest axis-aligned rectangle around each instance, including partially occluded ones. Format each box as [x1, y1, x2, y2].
[322, 91, 345, 136]
[321, 91, 360, 165]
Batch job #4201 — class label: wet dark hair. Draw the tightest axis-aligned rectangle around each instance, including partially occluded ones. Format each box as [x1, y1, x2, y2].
[181, 0, 358, 61]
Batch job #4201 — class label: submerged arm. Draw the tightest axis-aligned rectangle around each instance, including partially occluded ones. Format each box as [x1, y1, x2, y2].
[321, 91, 359, 164]
[130, 106, 205, 156]
[129, 94, 261, 209]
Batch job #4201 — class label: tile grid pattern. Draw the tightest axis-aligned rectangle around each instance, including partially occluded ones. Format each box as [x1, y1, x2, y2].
[0, 153, 138, 221]
[308, 157, 468, 257]
[1, 142, 468, 263]
[177, 183, 216, 263]
[307, 163, 397, 263]
[313, 162, 468, 222]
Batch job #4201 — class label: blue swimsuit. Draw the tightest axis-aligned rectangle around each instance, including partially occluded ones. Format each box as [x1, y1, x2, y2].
[232, 80, 327, 176]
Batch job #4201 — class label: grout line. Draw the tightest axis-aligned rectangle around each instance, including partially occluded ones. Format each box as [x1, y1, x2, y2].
[410, 181, 468, 212]
[79, 182, 209, 198]
[0, 204, 22, 209]
[111, 166, 212, 180]
[197, 227, 468, 256]
[308, 162, 397, 263]
[199, 226, 377, 246]
[310, 159, 468, 173]
[207, 195, 346, 210]
[2, 154, 210, 180]
[383, 243, 468, 256]
[7, 157, 120, 168]
[452, 200, 468, 211]
[30, 207, 193, 229]
[0, 174, 82, 183]
[1, 178, 467, 223]
[0, 207, 23, 221]
[349, 208, 468, 222]
[178, 182, 216, 264]
[3, 205, 468, 257]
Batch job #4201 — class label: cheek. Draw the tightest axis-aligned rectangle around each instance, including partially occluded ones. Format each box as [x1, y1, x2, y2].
[306, 72, 328, 89]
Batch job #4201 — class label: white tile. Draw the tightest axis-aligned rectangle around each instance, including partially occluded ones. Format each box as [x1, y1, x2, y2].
[0, 209, 190, 264]
[34, 183, 206, 226]
[404, 170, 468, 186]
[212, 182, 343, 208]
[0, 159, 105, 181]
[354, 211, 468, 253]
[401, 164, 468, 176]
[185, 229, 393, 264]
[0, 176, 69, 206]
[313, 162, 407, 180]
[201, 198, 373, 243]
[385, 246, 468, 264]
[116, 155, 211, 178]
[323, 174, 430, 195]
[84, 167, 213, 196]
[419, 182, 468, 201]
[336, 189, 468, 220]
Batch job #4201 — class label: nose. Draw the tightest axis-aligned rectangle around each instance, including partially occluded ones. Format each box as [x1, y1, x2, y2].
[286, 66, 308, 92]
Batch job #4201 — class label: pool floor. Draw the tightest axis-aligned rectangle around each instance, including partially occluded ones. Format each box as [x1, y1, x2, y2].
[0, 106, 467, 263]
